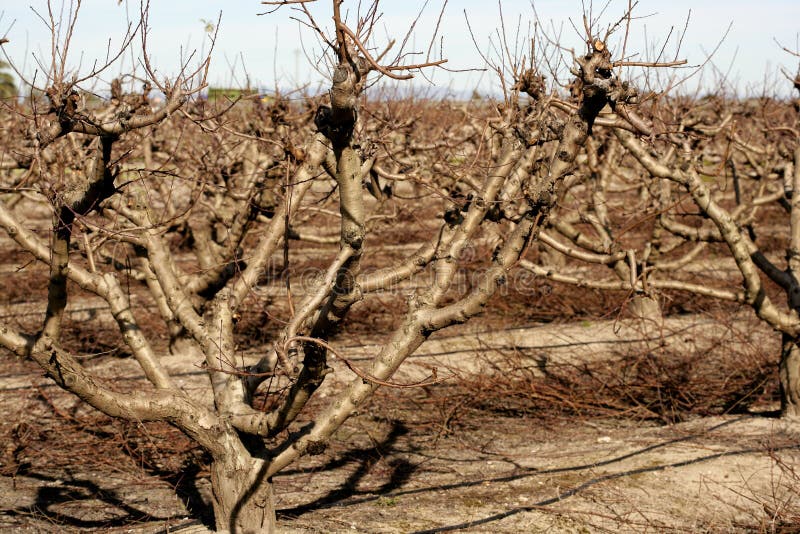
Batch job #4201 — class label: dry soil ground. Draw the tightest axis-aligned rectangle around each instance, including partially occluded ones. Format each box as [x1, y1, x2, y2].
[2, 312, 799, 533]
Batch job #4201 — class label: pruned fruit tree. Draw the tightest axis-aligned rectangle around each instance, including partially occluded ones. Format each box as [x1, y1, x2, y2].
[1, 0, 796, 532]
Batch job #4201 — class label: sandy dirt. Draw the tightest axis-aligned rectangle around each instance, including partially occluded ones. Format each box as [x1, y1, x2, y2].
[2, 312, 799, 533]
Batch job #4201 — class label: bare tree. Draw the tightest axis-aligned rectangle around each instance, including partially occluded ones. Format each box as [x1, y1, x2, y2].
[0, 1, 688, 531]
[519, 51, 800, 416]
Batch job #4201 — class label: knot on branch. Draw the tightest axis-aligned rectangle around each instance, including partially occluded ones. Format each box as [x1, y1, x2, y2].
[569, 45, 615, 129]
[340, 227, 364, 250]
[315, 58, 367, 147]
[570, 41, 640, 132]
[305, 439, 328, 456]
[314, 104, 355, 145]
[46, 86, 81, 124]
[107, 78, 152, 121]
[608, 80, 639, 106]
[513, 69, 546, 100]
[330, 59, 366, 110]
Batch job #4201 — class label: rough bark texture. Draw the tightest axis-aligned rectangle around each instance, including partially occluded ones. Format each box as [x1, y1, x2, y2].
[210, 456, 275, 534]
[627, 295, 663, 329]
[780, 334, 800, 418]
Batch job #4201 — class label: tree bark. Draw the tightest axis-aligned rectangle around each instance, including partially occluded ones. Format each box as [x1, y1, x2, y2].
[780, 333, 800, 418]
[627, 294, 663, 330]
[210, 454, 275, 534]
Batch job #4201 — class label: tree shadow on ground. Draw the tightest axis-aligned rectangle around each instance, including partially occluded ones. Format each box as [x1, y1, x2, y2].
[276, 416, 799, 532]
[410, 441, 800, 533]
[4, 471, 184, 529]
[157, 458, 215, 530]
[278, 419, 415, 520]
[75, 420, 216, 530]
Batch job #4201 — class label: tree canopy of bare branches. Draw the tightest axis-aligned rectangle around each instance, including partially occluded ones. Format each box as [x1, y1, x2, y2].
[2, 1, 797, 532]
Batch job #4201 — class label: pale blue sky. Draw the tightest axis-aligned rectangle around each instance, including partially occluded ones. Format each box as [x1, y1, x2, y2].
[0, 1, 798, 97]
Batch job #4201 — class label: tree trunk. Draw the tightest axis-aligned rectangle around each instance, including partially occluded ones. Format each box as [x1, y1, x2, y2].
[627, 294, 663, 330]
[780, 334, 800, 418]
[170, 333, 205, 360]
[210, 455, 275, 533]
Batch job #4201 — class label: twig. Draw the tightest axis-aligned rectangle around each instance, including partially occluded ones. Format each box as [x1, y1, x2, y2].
[286, 335, 445, 389]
